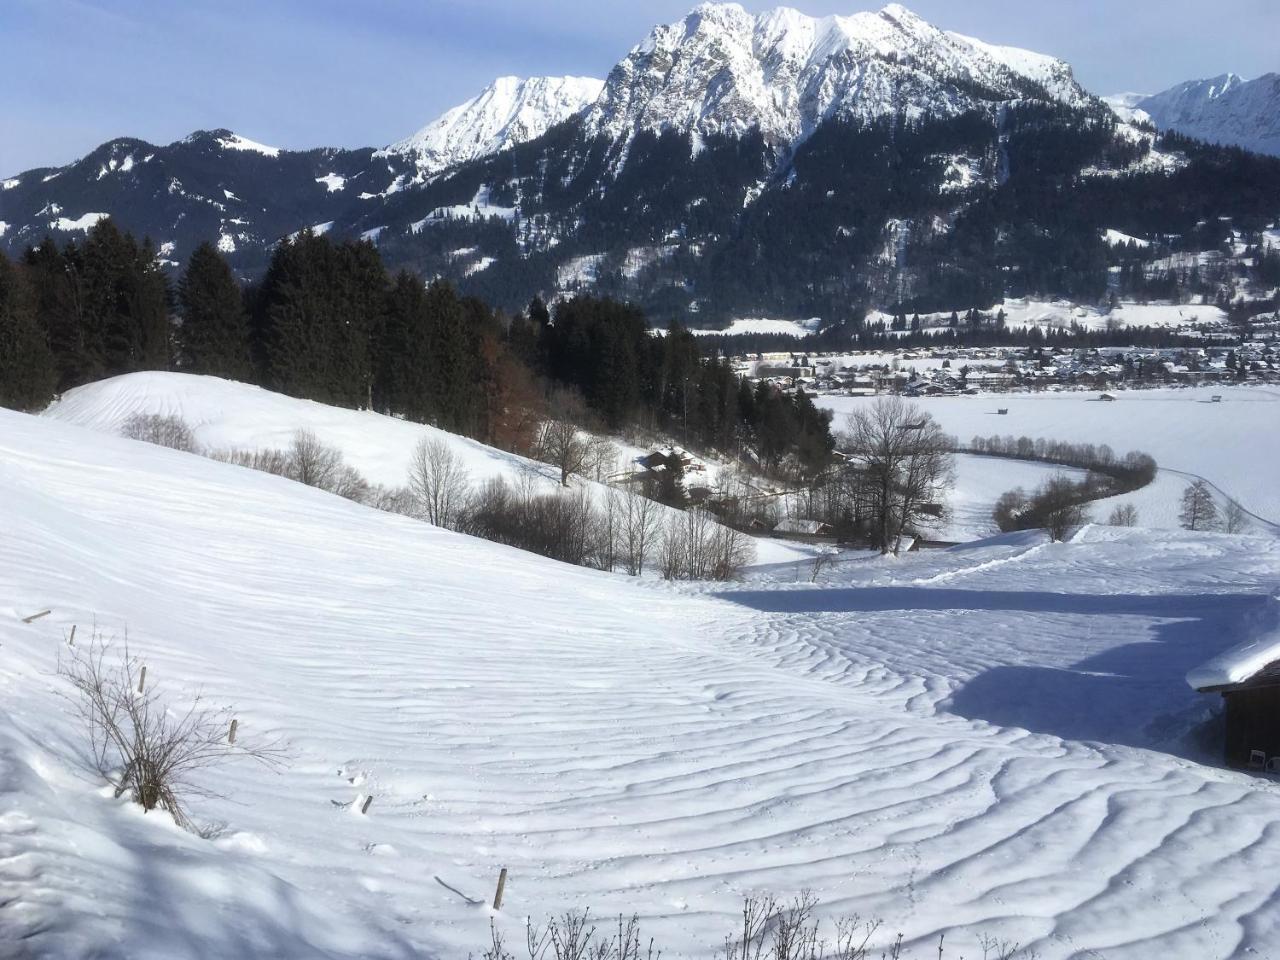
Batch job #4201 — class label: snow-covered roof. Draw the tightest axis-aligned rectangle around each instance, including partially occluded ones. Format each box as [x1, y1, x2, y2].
[1187, 593, 1280, 690]
[774, 517, 829, 535]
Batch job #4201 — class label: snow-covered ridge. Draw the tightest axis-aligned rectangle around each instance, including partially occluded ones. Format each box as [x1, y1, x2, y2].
[1128, 72, 1280, 157]
[584, 2, 1088, 147]
[384, 76, 605, 175]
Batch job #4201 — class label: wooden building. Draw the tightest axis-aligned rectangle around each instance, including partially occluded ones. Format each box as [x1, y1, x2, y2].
[1194, 659, 1280, 771]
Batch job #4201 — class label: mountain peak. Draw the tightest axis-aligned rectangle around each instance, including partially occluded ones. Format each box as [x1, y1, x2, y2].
[1134, 72, 1280, 156]
[385, 75, 604, 175]
[585, 2, 1087, 148]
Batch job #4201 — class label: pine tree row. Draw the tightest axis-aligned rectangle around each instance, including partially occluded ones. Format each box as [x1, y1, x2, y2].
[1, 219, 835, 479]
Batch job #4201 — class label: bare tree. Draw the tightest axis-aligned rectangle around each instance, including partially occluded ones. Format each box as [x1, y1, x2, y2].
[622, 489, 662, 576]
[121, 412, 198, 452]
[1108, 503, 1139, 527]
[287, 429, 343, 490]
[809, 547, 838, 582]
[535, 389, 607, 487]
[408, 436, 472, 529]
[58, 633, 283, 831]
[843, 397, 953, 554]
[1223, 498, 1249, 534]
[1179, 480, 1220, 531]
[1038, 474, 1091, 542]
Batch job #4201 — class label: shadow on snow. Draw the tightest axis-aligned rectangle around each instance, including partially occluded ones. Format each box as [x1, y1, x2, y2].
[717, 587, 1268, 760]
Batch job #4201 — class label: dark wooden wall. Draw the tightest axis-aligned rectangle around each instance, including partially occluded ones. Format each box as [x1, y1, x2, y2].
[1223, 687, 1280, 769]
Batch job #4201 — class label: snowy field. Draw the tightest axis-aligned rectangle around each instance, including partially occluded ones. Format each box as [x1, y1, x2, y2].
[939, 455, 1085, 542]
[820, 386, 1280, 534]
[4, 409, 1280, 959]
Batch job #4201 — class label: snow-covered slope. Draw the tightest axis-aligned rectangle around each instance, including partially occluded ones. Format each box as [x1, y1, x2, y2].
[1134, 72, 1280, 157]
[584, 2, 1089, 147]
[385, 76, 605, 175]
[39, 372, 812, 566]
[6, 408, 1280, 957]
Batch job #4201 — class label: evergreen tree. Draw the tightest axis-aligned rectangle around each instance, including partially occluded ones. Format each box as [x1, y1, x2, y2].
[177, 242, 252, 379]
[80, 220, 170, 376]
[0, 252, 58, 410]
[24, 238, 99, 390]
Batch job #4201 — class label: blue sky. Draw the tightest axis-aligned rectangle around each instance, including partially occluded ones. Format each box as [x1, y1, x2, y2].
[3, 0, 1277, 176]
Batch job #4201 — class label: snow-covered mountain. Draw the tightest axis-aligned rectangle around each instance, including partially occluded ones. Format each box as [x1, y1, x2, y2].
[384, 75, 604, 176]
[1129, 73, 1280, 156]
[584, 2, 1088, 147]
[3, 2, 1278, 324]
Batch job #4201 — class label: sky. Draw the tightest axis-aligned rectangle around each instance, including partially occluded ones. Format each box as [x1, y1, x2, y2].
[3, 0, 1277, 176]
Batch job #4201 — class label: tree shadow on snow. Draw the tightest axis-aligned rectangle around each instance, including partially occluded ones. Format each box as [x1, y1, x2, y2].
[719, 587, 1267, 760]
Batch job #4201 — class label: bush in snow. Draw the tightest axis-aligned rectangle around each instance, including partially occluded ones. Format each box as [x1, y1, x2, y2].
[481, 895, 1032, 960]
[1107, 503, 1139, 527]
[206, 446, 292, 477]
[1223, 499, 1249, 534]
[58, 632, 283, 832]
[120, 412, 198, 452]
[659, 508, 755, 581]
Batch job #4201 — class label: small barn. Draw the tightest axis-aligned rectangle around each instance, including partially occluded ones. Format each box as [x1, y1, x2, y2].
[1188, 622, 1280, 772]
[773, 518, 834, 538]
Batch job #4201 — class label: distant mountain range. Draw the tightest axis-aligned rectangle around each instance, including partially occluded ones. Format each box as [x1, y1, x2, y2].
[2, 2, 1278, 325]
[1109, 73, 1280, 158]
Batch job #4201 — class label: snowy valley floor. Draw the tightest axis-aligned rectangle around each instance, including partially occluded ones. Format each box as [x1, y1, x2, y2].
[4, 408, 1280, 958]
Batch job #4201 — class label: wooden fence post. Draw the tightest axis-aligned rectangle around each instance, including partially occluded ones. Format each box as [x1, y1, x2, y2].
[360, 795, 373, 815]
[137, 665, 146, 694]
[68, 625, 76, 646]
[228, 718, 238, 745]
[22, 610, 51, 624]
[493, 867, 508, 910]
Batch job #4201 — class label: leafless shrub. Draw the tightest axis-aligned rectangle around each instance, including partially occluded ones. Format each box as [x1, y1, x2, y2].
[486, 896, 1031, 960]
[121, 412, 198, 452]
[1107, 503, 1139, 527]
[408, 436, 472, 529]
[287, 428, 343, 490]
[809, 548, 838, 583]
[1223, 498, 1249, 534]
[723, 895, 777, 960]
[57, 632, 284, 832]
[207, 433, 372, 504]
[548, 909, 598, 960]
[661, 509, 756, 581]
[995, 475, 1091, 541]
[206, 446, 292, 477]
[978, 935, 1026, 960]
[1037, 475, 1092, 542]
[830, 916, 880, 960]
[366, 484, 418, 516]
[770, 892, 821, 960]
